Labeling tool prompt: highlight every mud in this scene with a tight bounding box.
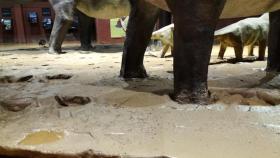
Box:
[46,74,73,80]
[0,75,33,83]
[55,96,91,106]
[0,98,32,112]
[0,44,280,158]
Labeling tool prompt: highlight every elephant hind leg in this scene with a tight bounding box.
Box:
[267,10,280,72]
[48,0,76,54]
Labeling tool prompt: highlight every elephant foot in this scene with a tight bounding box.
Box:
[48,48,66,55]
[170,89,210,105]
[217,56,224,60]
[79,45,96,51]
[120,67,148,78]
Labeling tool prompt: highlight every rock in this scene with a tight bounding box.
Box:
[55,96,91,106]
[0,98,32,112]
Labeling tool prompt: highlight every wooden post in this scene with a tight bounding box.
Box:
[14,4,27,43]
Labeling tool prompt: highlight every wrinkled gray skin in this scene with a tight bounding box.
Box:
[2,0,280,104]
[215,14,269,61]
[142,1,280,104]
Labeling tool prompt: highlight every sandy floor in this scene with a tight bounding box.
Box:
[0,44,280,158]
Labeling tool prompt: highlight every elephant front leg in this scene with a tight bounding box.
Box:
[166,0,225,104]
[267,10,280,72]
[120,0,160,78]
[48,0,76,54]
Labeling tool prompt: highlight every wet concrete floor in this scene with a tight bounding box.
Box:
[0,44,280,158]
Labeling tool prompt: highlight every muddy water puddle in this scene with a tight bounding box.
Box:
[19,130,64,145]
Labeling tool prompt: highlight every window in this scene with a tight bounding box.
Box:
[1,8,12,17]
[42,8,51,16]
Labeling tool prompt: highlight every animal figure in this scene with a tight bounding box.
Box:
[2,0,280,104]
[215,13,269,61]
[151,24,174,58]
[148,12,269,60]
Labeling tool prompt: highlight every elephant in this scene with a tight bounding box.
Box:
[121,0,280,104]
[2,0,280,104]
[47,0,131,53]
[120,0,280,104]
[215,13,269,61]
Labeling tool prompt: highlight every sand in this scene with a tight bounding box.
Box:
[0,43,280,158]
